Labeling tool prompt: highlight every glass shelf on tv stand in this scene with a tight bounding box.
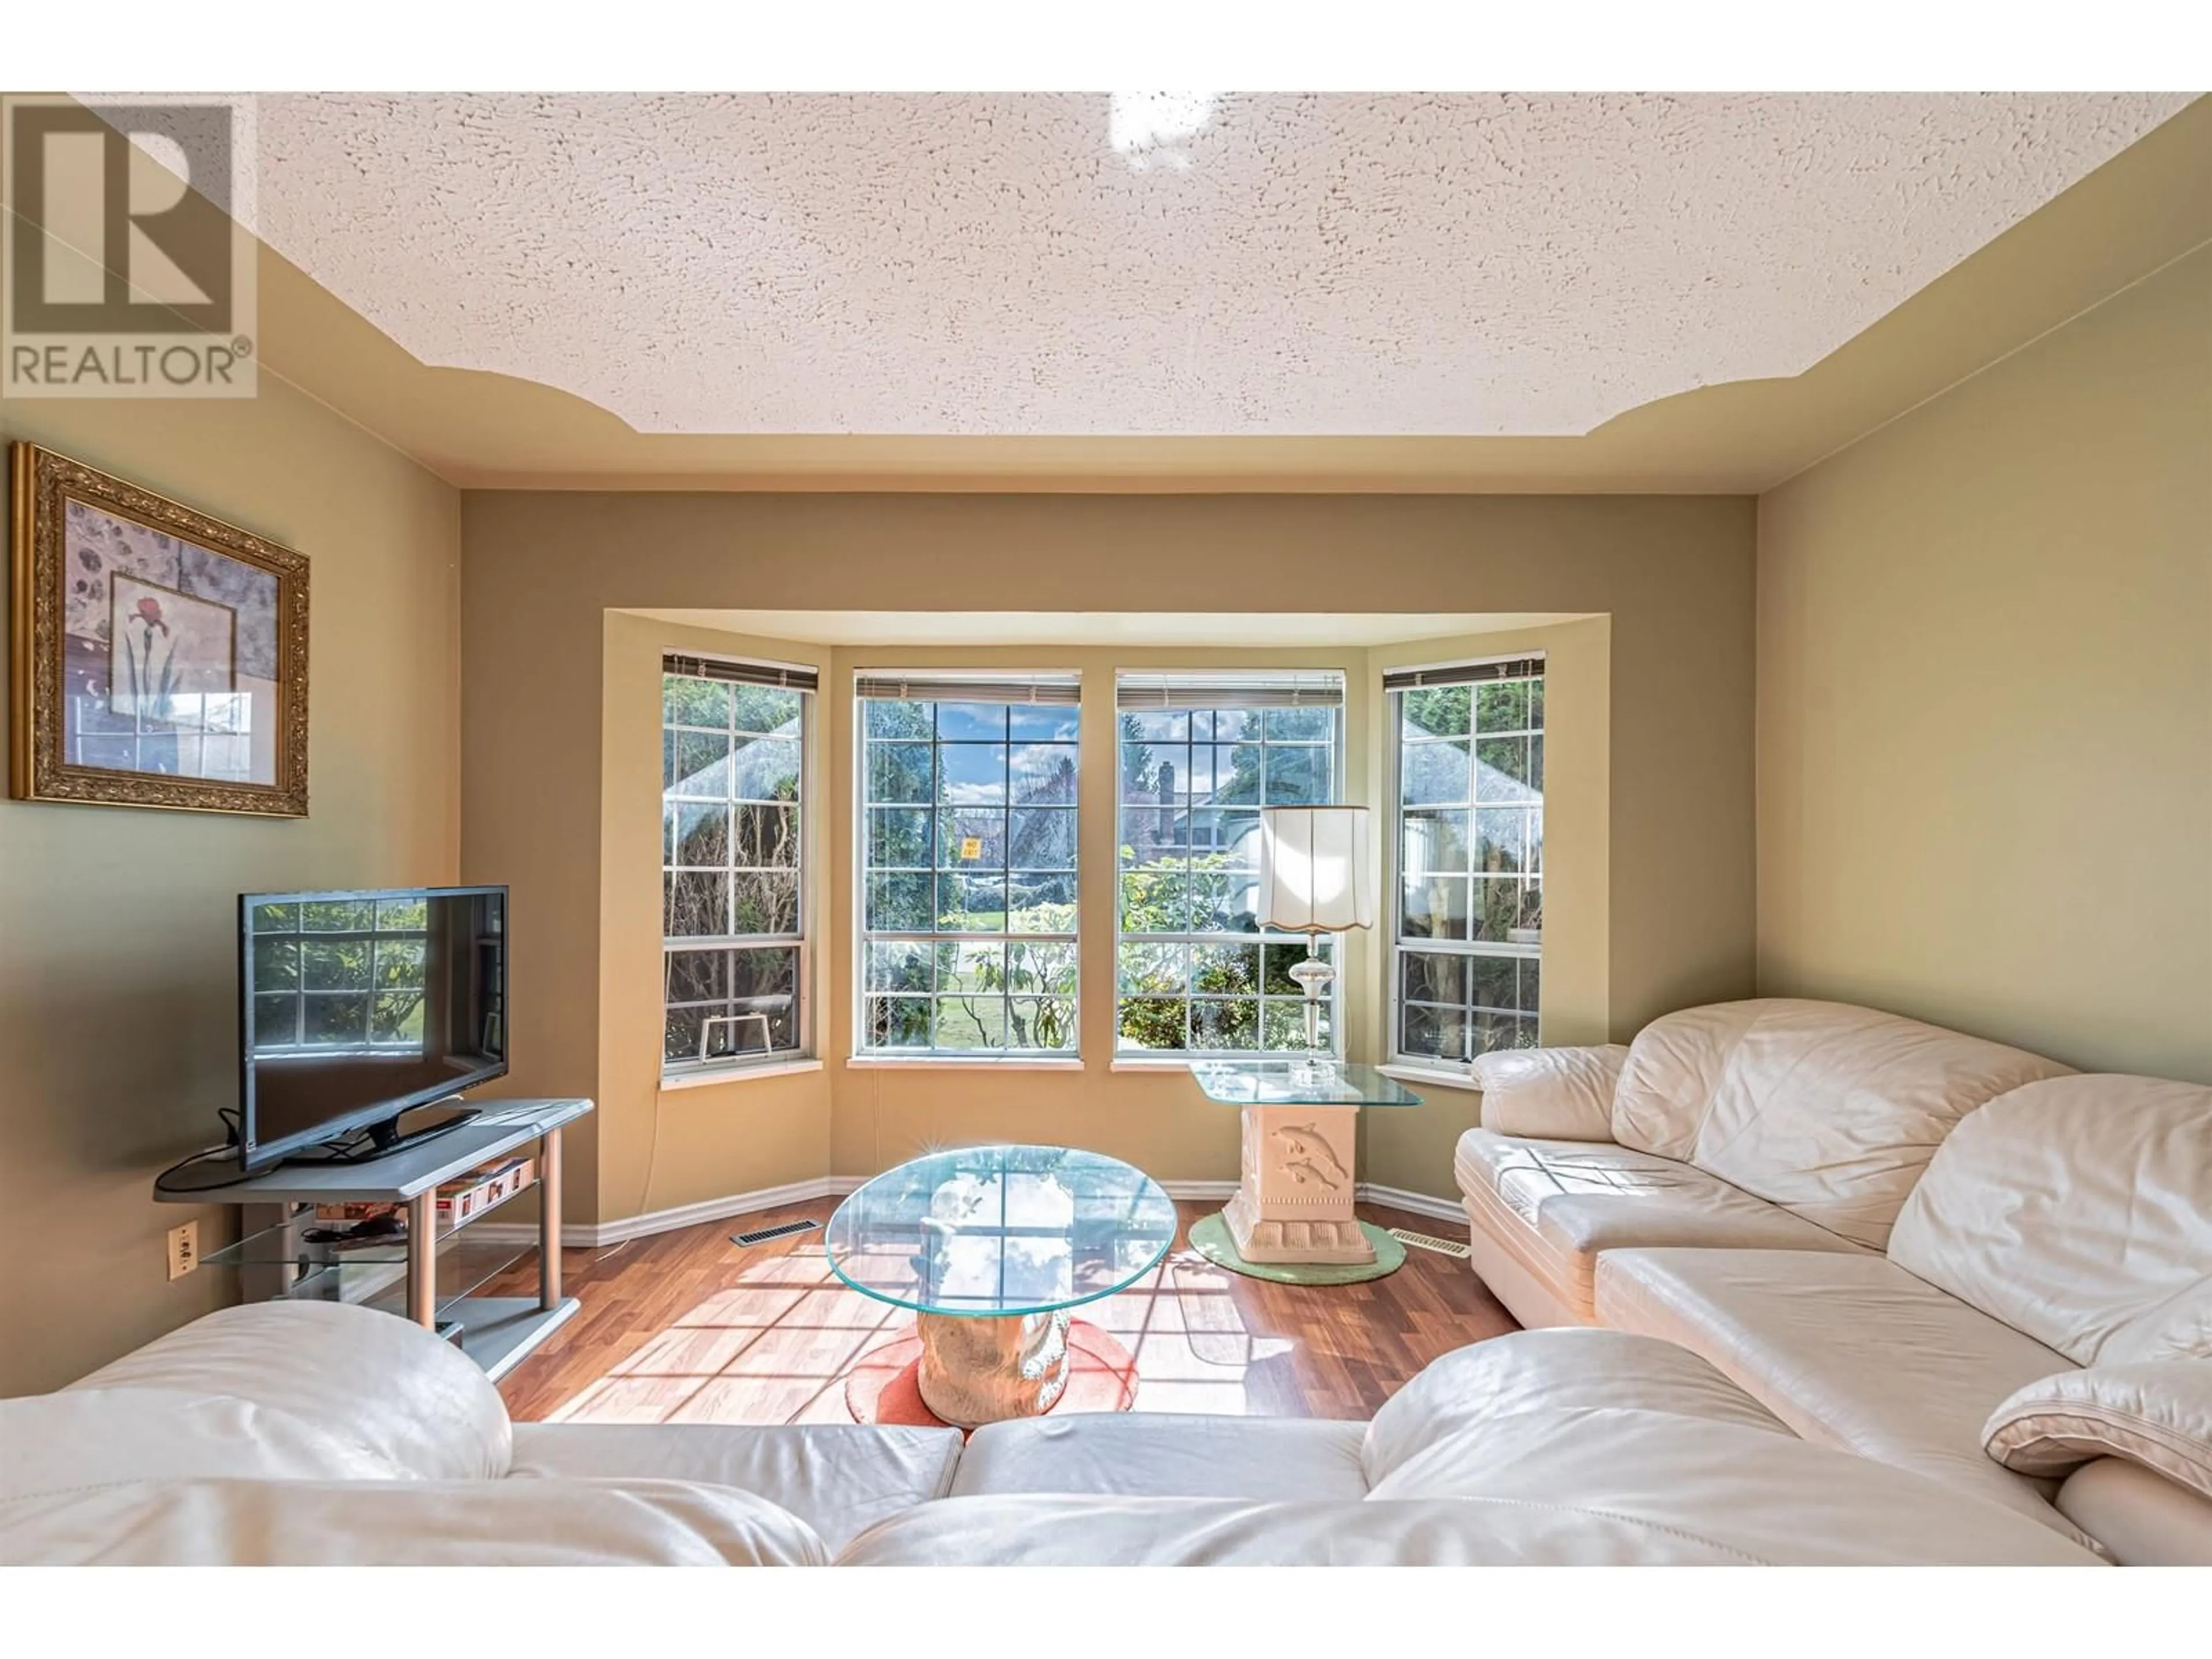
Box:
[206,1177,539,1316]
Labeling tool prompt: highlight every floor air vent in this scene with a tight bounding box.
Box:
[732,1219,820,1247]
[1387,1228,1471,1260]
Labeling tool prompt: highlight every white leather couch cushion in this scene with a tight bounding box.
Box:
[1611,999,2070,1249]
[1594,1246,2088,1544]
[1363,1327,1787,1486]
[1983,1362,2212,1501]
[952,1412,1366,1503]
[2055,1457,2212,1568]
[0,1476,828,1566]
[841,1495,1791,1565]
[840,1461,2103,1567]
[842,1493,2084,1566]
[0,1387,407,1499]
[1888,1075,2212,1366]
[1455,1130,1863,1320]
[1470,1043,1630,1141]
[68,1301,510,1481]
[509,1421,961,1551]
[1369,1406,2099,1566]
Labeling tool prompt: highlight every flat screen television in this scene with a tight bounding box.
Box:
[237,885,507,1171]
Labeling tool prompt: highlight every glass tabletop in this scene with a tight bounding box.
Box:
[1187,1059,1425,1107]
[825,1145,1177,1318]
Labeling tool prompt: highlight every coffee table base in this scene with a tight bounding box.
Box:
[910,1309,1070,1428]
[846,1319,1139,1428]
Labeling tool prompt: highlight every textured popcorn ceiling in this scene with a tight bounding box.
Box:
[249,93,2188,438]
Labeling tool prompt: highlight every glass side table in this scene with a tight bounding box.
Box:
[1188,1060,1423,1270]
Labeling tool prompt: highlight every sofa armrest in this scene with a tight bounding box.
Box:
[1471,1044,1629,1141]
[66,1301,512,1481]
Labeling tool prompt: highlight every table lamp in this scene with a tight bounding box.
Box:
[1259,805,1374,1084]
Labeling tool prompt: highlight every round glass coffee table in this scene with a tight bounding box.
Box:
[826,1145,1176,1429]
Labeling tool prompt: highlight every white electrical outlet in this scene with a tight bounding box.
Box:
[166,1221,199,1281]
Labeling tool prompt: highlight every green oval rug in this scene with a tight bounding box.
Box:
[1187,1212,1406,1285]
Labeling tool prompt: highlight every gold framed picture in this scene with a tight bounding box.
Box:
[9,442,309,816]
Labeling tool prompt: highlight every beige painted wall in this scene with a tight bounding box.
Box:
[1757,244,2212,1082]
[461,493,1756,1214]
[0,382,463,1394]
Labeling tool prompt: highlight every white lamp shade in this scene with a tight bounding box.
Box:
[1259,806,1375,933]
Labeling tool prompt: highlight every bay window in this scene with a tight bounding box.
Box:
[1388,657,1544,1067]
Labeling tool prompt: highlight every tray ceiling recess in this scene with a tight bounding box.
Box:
[243,92,2190,439]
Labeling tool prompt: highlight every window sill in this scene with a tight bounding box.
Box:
[844,1056,1086,1072]
[660,1058,824,1093]
[1378,1063,1482,1093]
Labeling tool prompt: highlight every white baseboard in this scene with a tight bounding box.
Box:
[466,1222,601,1247]
[1355,1182,1467,1224]
[476,1174,1461,1250]
[471,1175,861,1249]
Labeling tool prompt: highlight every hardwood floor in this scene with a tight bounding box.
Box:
[494,1198,1517,1425]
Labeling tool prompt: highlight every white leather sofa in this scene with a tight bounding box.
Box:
[0,1300,960,1562]
[4,992,2202,1567]
[1457,997,2212,1565]
[0,1304,2107,1566]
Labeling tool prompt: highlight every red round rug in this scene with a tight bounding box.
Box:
[845,1320,1139,1429]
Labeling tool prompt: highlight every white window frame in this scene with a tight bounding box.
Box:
[1385,653,1545,1075]
[661,654,815,1080]
[853,672,1083,1062]
[1113,672,1347,1058]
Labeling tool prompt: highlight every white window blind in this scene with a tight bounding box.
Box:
[1116,670,1344,710]
[1381,656,1542,692]
[855,673,1079,706]
[667,654,819,692]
